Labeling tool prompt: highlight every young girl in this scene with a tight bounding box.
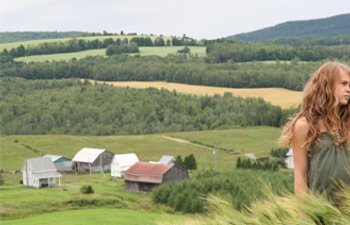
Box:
[279,61,350,204]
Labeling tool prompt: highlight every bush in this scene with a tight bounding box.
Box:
[80,185,94,194]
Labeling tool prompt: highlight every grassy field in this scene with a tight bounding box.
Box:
[0,208,186,225]
[15,46,207,62]
[0,127,282,172]
[96,80,302,109]
[0,127,285,224]
[0,35,179,52]
[0,173,187,224]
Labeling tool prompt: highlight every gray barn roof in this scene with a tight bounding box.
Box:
[22,157,61,178]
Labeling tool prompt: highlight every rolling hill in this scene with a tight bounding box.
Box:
[229,13,350,42]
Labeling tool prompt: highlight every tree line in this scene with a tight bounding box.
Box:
[206,41,350,63]
[0,77,290,136]
[1,35,200,58]
[1,54,326,91]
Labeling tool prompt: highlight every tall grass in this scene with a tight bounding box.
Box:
[158,183,350,225]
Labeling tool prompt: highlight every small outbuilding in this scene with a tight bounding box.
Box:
[124,161,189,193]
[285,148,294,169]
[43,154,72,172]
[21,157,62,188]
[72,147,114,173]
[158,155,175,164]
[111,153,139,178]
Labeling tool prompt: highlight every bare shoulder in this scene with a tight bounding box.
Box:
[293,117,310,136]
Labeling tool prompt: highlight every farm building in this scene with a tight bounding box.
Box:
[21,157,62,188]
[43,154,72,172]
[124,161,189,193]
[158,155,175,164]
[111,153,139,178]
[285,148,294,169]
[72,148,114,173]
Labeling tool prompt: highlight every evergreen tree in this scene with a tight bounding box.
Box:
[174,155,186,168]
[184,154,197,171]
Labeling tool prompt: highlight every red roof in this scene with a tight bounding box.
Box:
[124,162,174,183]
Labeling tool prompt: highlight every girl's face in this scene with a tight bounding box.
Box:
[334,70,350,106]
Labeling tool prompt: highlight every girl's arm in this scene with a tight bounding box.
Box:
[292,117,310,196]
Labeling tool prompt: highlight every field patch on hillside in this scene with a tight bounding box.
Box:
[98,80,302,109]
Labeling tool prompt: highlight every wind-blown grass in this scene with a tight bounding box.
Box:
[158,182,350,225]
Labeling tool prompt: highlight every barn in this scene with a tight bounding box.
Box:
[124,161,189,193]
[21,157,62,188]
[158,155,175,164]
[111,153,139,178]
[72,148,114,173]
[43,154,72,172]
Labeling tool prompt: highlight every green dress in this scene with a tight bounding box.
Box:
[308,132,350,202]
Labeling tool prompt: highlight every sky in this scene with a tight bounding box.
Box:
[0,0,349,40]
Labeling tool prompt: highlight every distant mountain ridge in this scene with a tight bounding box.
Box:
[229,13,350,42]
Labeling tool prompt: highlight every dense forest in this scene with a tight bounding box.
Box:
[0,77,288,135]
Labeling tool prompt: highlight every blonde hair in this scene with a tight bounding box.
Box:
[279,61,350,150]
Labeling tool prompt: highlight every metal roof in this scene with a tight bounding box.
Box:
[22,157,62,177]
[72,147,106,163]
[43,154,71,163]
[124,162,174,184]
[112,153,139,167]
[158,155,175,164]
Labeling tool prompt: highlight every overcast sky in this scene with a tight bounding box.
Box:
[0,0,348,40]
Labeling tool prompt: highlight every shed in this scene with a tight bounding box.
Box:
[43,154,72,172]
[72,147,114,173]
[111,153,139,178]
[158,155,175,164]
[21,157,62,188]
[285,148,294,169]
[124,161,189,193]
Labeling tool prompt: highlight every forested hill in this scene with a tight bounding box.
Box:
[229,13,350,42]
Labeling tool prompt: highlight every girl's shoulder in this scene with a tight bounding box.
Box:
[294,116,310,132]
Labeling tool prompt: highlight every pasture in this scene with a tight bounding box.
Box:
[0,173,186,224]
[0,127,284,224]
[15,46,207,62]
[96,80,302,109]
[0,127,282,172]
[0,35,178,52]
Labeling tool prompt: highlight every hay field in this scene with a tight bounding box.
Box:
[97,81,302,109]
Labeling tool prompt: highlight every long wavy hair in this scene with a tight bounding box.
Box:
[279,61,350,150]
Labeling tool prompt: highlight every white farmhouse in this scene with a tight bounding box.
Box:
[21,157,62,188]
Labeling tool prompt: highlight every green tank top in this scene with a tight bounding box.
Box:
[308,132,350,202]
